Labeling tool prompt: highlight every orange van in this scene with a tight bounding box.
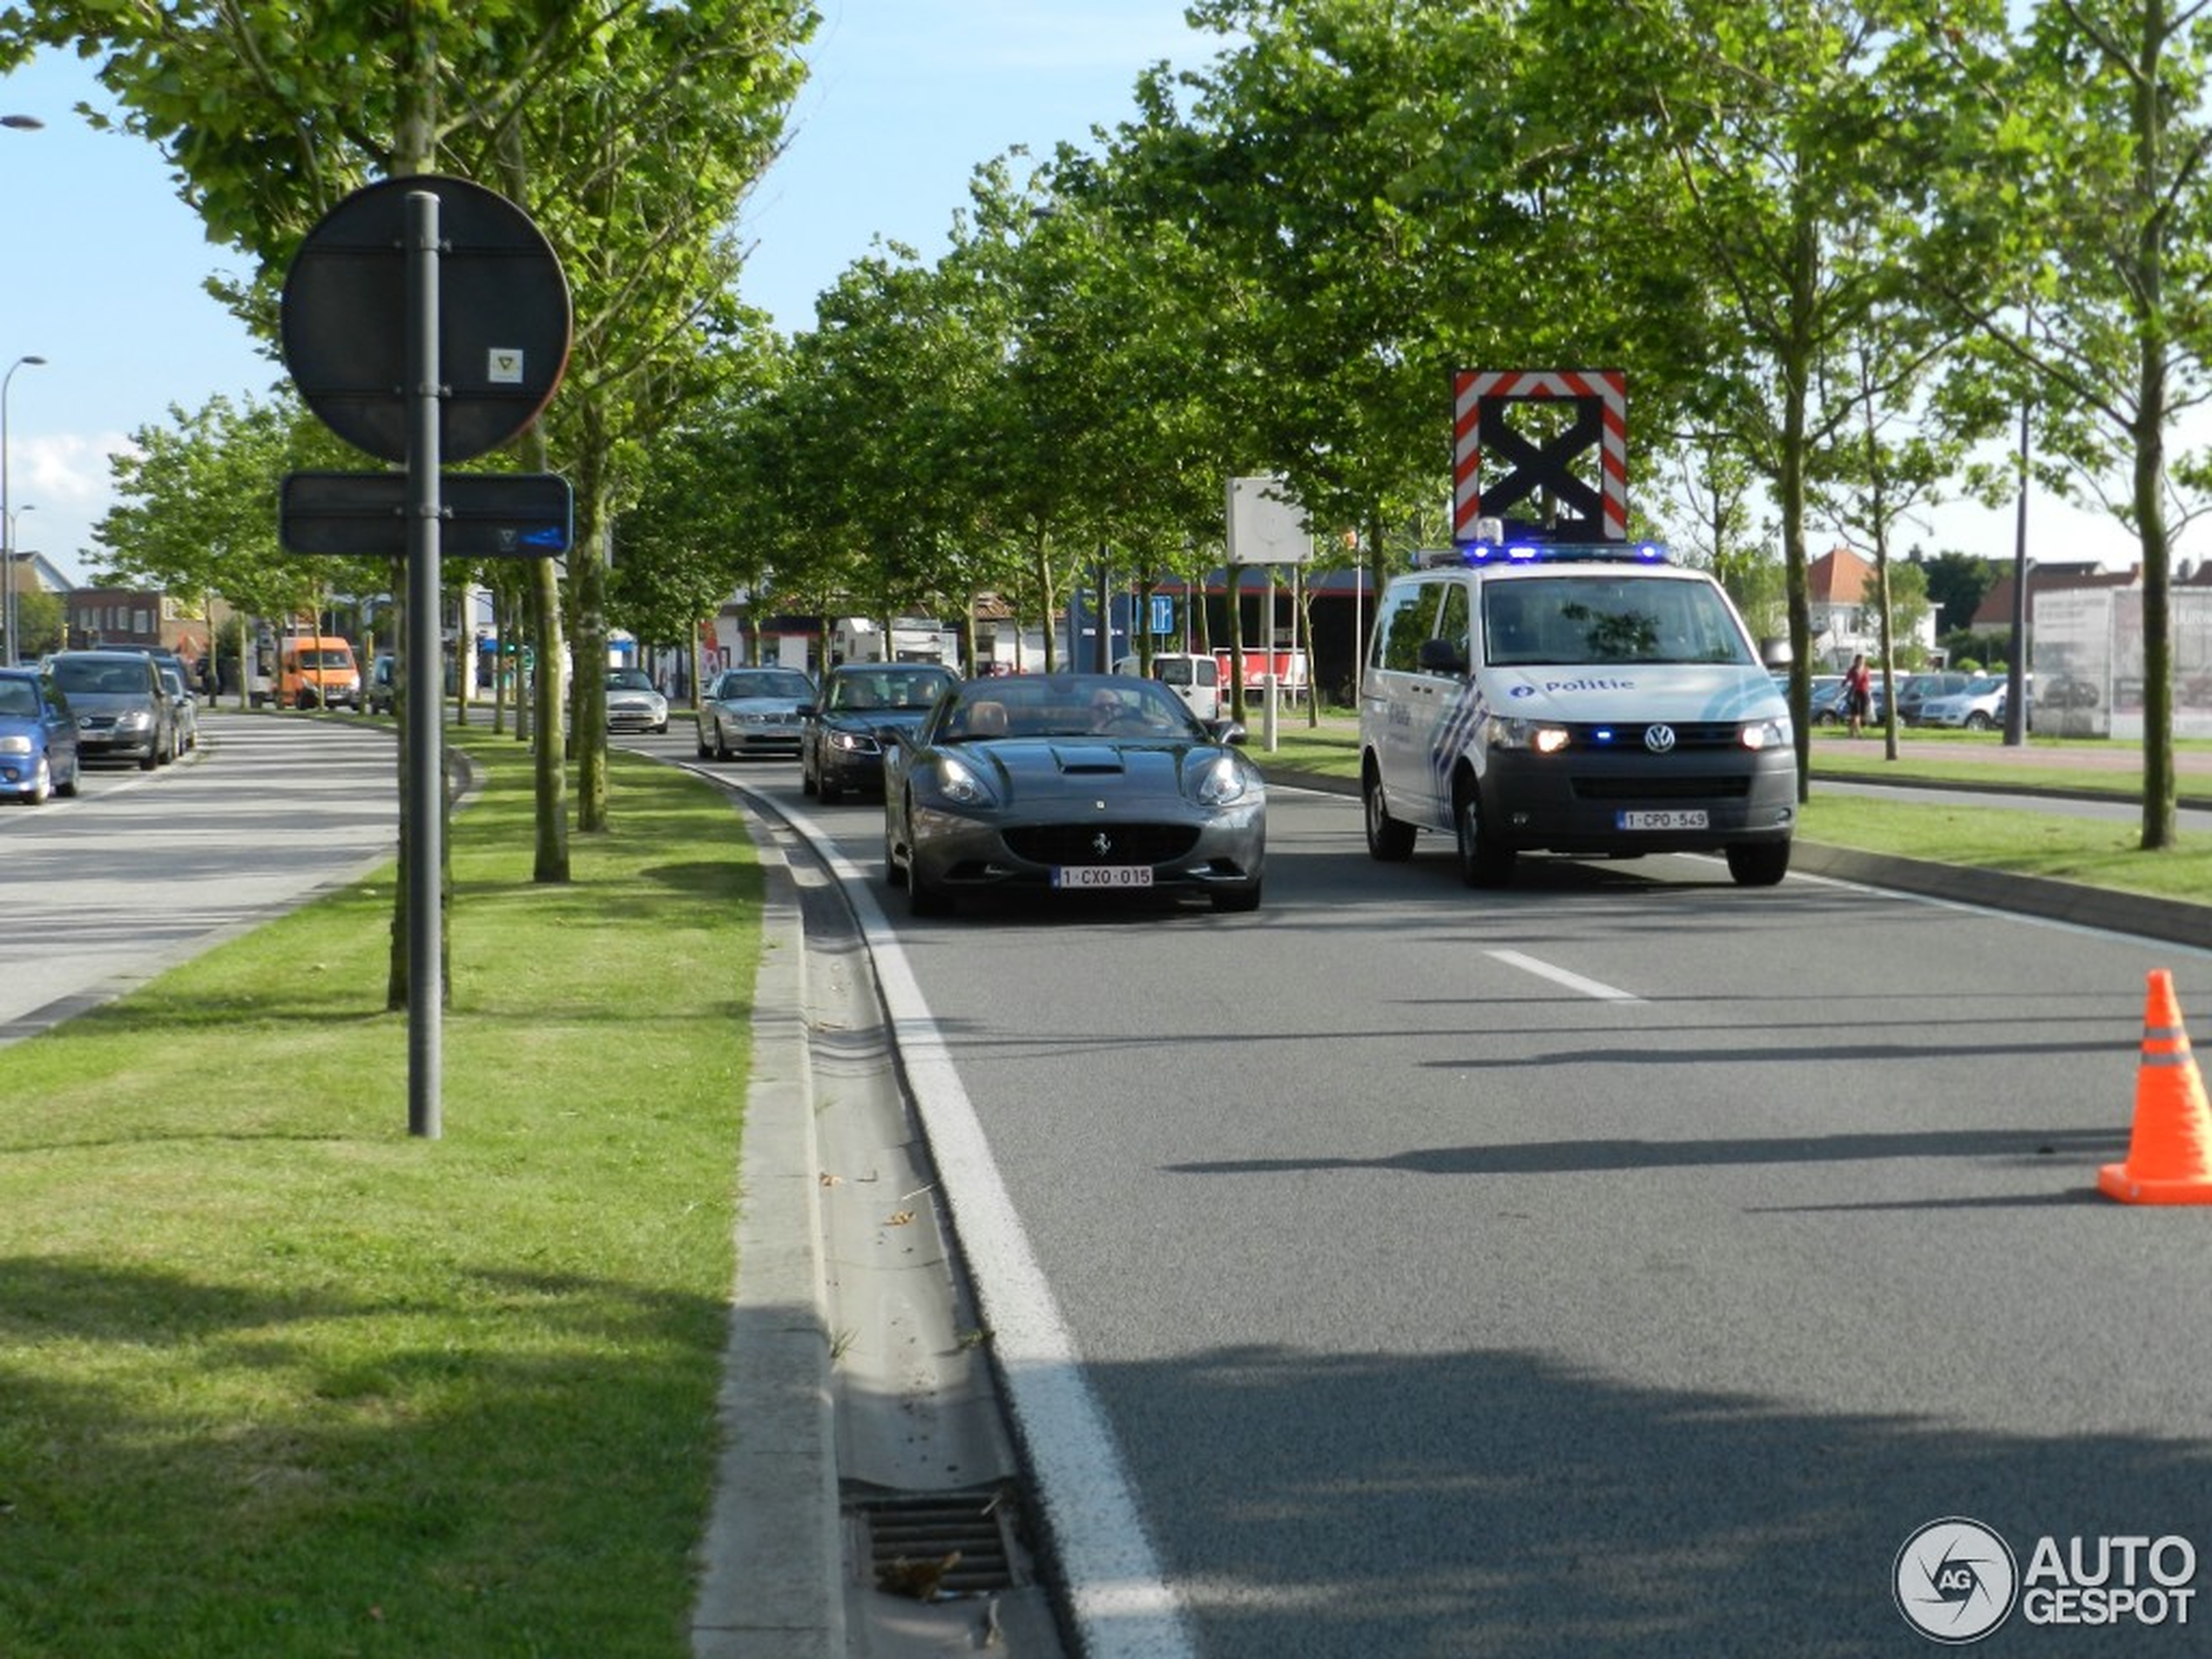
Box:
[279,636,361,709]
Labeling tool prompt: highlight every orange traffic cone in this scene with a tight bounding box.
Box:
[2099,969,2212,1205]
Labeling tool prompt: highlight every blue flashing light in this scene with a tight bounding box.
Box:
[1426,539,1676,569]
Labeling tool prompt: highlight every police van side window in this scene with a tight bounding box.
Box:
[1433,583,1471,675]
[1374,582,1440,673]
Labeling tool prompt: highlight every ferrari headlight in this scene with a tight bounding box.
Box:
[1486,716,1570,755]
[1190,753,1249,806]
[1739,718,1791,751]
[931,754,996,807]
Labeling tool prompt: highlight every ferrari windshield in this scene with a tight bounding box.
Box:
[934,674,1206,742]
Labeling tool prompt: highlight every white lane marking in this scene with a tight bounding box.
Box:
[1487,948,1645,1004]
[809,823,1199,1659]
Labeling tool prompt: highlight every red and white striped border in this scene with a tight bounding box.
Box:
[1452,368,1627,543]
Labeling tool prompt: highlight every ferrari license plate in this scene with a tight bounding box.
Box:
[1616,809,1709,831]
[1052,865,1154,890]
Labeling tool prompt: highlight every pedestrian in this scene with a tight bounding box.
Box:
[1844,652,1872,738]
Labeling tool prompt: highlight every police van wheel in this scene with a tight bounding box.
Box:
[1363,768,1415,861]
[1453,783,1515,888]
[1725,840,1791,887]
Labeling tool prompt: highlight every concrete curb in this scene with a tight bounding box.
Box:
[691,818,842,1659]
[1786,841,2212,950]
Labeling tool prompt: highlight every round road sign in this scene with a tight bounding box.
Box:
[281,173,571,464]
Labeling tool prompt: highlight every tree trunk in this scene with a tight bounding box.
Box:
[530,552,570,882]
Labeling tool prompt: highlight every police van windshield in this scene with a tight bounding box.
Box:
[1483,577,1754,669]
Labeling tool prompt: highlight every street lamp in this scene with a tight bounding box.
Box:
[3,354,48,666]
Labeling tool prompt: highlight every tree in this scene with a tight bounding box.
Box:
[1902,0,2212,849]
[1917,549,2000,641]
[1523,0,1989,799]
[3,0,815,854]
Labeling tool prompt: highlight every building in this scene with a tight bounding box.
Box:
[1807,545,1941,669]
[64,587,232,670]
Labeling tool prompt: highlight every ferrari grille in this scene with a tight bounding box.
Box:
[1003,823,1200,866]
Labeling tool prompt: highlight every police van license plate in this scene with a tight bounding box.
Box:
[1052,865,1153,889]
[1616,809,1709,831]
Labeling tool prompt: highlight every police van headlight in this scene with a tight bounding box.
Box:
[1738,718,1791,752]
[1486,716,1571,755]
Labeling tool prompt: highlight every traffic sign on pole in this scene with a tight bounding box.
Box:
[280,174,573,1142]
[280,470,573,557]
[281,174,570,465]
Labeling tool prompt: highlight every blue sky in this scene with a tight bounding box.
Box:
[0,2,2146,591]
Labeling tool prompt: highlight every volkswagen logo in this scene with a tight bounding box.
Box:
[1643,724,1677,754]
[1091,831,1114,857]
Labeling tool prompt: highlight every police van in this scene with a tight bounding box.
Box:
[1358,536,1796,887]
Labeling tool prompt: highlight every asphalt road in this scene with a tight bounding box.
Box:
[23,718,2209,1655]
[0,711,397,1043]
[682,740,2212,1659]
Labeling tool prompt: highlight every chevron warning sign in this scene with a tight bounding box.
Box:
[1452,368,1627,544]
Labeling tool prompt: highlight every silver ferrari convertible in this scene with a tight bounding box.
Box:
[881,672,1265,916]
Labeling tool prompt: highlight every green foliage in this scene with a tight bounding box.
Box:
[1919,550,2000,635]
[90,391,366,621]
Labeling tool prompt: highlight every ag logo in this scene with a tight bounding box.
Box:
[1894,1517,2020,1643]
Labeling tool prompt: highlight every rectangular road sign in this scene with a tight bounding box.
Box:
[280,469,573,557]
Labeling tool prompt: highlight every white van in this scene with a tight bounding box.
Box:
[1358,541,1796,887]
[1115,651,1223,720]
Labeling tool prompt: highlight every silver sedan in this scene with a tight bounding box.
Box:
[695,666,815,760]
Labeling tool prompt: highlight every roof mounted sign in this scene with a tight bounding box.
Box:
[1451,368,1627,544]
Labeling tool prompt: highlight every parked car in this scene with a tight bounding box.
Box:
[1895,671,1980,726]
[881,671,1265,916]
[800,663,961,803]
[1804,675,1845,725]
[157,664,199,752]
[696,666,814,760]
[605,666,669,734]
[1918,678,2010,730]
[0,665,81,804]
[47,649,175,770]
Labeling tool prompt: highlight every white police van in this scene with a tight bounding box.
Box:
[1358,536,1796,887]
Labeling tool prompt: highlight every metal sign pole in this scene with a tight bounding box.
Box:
[406,188,444,1139]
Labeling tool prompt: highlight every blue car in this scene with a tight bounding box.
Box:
[0,665,83,805]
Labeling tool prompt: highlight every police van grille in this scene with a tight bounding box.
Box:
[1573,772,1752,801]
[1564,721,1743,750]
[1004,823,1200,865]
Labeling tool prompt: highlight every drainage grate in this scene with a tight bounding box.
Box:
[860,1488,1022,1597]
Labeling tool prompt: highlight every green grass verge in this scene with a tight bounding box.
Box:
[1251,722,2212,905]
[0,738,760,1659]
